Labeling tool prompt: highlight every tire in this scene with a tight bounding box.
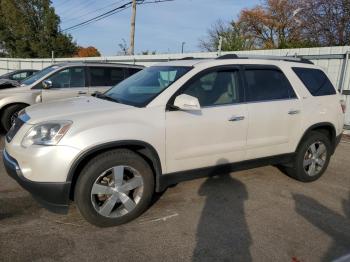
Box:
[75,149,154,227]
[285,131,331,182]
[1,104,27,132]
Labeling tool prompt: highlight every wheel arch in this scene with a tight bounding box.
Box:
[0,102,30,130]
[0,102,30,115]
[67,140,163,200]
[297,122,337,154]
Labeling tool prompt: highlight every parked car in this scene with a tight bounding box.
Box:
[3,55,344,227]
[0,69,38,81]
[0,69,39,89]
[0,62,143,131]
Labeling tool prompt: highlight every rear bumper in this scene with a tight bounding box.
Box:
[3,150,70,214]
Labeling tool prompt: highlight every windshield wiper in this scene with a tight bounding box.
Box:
[93,92,121,103]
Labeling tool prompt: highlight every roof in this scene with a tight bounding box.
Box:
[53,61,144,68]
[153,55,316,68]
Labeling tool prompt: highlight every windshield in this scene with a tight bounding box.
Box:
[21,65,59,86]
[104,66,192,107]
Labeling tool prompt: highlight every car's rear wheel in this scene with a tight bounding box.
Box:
[285,131,331,182]
[75,149,154,227]
[1,104,27,132]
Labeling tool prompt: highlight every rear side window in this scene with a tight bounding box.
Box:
[89,67,124,87]
[244,68,296,102]
[293,67,336,96]
[126,67,142,77]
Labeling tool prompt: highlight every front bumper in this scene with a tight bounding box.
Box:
[333,134,342,154]
[3,150,70,214]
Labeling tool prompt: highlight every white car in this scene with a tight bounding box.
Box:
[3,55,345,227]
[0,62,143,131]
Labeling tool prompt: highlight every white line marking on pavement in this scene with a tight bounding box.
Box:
[140,213,179,224]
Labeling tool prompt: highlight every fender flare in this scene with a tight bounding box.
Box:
[66,140,163,197]
[296,122,337,153]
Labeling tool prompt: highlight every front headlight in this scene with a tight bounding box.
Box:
[21,121,72,147]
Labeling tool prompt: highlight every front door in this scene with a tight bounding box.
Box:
[165,67,248,173]
[41,67,87,102]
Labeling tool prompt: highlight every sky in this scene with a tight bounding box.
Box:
[52,0,261,56]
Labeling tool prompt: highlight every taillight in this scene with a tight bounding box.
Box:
[340,100,346,113]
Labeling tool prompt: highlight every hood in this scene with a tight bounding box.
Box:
[25,96,134,124]
[0,84,32,94]
[0,79,20,89]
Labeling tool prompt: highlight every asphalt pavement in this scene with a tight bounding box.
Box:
[0,137,349,262]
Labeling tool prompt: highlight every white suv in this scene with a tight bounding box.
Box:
[3,55,344,227]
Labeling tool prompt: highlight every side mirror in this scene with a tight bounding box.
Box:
[173,94,201,111]
[42,80,52,89]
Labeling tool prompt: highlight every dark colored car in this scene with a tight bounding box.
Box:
[0,69,38,81]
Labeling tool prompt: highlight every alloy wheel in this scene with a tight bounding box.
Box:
[303,141,327,177]
[90,165,144,218]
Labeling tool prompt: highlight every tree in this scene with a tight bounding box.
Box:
[0,0,77,58]
[75,46,101,57]
[238,0,306,49]
[199,20,251,52]
[295,0,350,46]
[117,39,129,55]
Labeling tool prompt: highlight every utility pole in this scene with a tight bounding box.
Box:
[51,51,55,64]
[129,0,137,55]
[181,42,186,54]
[217,36,223,57]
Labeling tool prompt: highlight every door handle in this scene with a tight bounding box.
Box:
[288,110,300,115]
[229,116,245,122]
[78,91,87,95]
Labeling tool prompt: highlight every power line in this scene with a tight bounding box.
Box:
[55,0,72,9]
[57,0,97,19]
[62,2,133,32]
[64,6,131,32]
[61,0,175,33]
[62,0,127,25]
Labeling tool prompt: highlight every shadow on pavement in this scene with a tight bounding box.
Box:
[293,193,350,262]
[0,195,40,221]
[193,159,252,262]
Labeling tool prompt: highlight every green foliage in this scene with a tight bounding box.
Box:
[199,21,251,52]
[0,0,77,58]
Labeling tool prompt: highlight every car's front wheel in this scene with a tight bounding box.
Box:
[285,131,331,182]
[75,149,154,227]
[1,104,27,132]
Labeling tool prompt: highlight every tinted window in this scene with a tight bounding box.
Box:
[293,67,336,96]
[48,67,85,88]
[89,67,125,87]
[182,70,242,107]
[126,67,142,77]
[23,66,58,86]
[11,72,27,81]
[105,66,191,107]
[109,68,124,85]
[244,69,296,102]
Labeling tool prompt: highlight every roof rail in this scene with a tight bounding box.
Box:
[216,54,239,59]
[216,54,314,65]
[177,57,206,61]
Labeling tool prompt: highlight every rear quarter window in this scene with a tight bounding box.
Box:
[292,67,336,96]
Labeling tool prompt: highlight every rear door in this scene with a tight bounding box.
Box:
[87,67,125,94]
[41,67,87,102]
[243,66,301,159]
